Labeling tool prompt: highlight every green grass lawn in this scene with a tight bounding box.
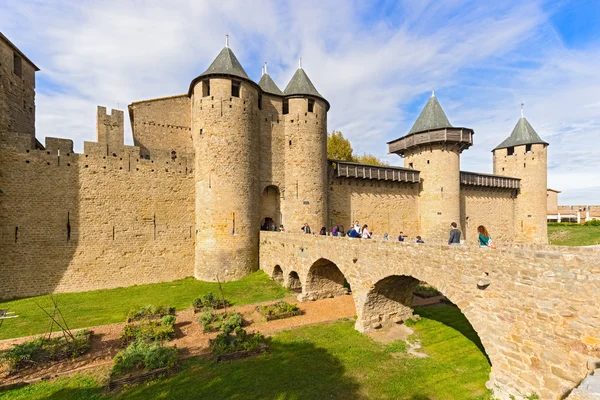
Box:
[0,304,492,400]
[548,224,600,246]
[0,271,289,340]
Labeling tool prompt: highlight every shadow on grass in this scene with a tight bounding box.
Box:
[414,303,490,365]
[119,339,362,400]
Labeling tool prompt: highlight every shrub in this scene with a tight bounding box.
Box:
[257,301,301,320]
[192,293,231,312]
[584,220,600,226]
[111,340,178,378]
[209,327,267,356]
[413,284,441,298]
[121,318,176,346]
[126,304,175,322]
[199,309,243,333]
[0,329,92,373]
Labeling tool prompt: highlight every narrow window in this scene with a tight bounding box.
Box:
[258,94,262,110]
[202,80,210,97]
[409,162,414,169]
[308,98,315,113]
[507,146,514,156]
[13,53,22,77]
[282,99,289,115]
[427,160,430,164]
[231,80,240,97]
[525,144,532,153]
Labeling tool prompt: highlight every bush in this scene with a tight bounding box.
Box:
[192,293,231,312]
[121,317,176,346]
[413,284,441,298]
[199,310,243,333]
[584,220,600,226]
[126,304,175,322]
[111,340,178,378]
[257,301,301,320]
[0,329,92,373]
[209,327,267,356]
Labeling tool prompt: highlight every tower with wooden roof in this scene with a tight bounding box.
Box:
[388,91,474,239]
[493,105,549,243]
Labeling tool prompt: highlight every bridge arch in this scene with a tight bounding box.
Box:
[301,257,349,301]
[287,271,302,293]
[272,265,284,285]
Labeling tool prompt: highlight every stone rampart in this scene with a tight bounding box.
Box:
[259,231,600,399]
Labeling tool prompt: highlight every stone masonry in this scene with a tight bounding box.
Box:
[259,231,600,400]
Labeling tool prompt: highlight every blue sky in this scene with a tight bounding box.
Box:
[1,0,599,203]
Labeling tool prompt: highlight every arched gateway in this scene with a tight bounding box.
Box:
[259,231,600,400]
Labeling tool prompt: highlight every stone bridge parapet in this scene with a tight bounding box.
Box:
[259,231,600,400]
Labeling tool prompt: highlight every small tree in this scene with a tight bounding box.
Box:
[327,130,354,161]
[354,152,389,166]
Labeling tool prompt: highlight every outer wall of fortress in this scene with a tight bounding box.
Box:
[0,37,548,299]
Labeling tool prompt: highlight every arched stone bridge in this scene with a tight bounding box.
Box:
[259,232,600,400]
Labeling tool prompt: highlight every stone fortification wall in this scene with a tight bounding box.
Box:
[328,176,420,237]
[282,97,328,232]
[129,95,192,156]
[460,187,516,243]
[0,37,36,135]
[258,95,285,189]
[0,129,195,299]
[259,232,600,399]
[191,78,260,282]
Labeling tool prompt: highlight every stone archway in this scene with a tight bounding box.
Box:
[260,185,281,231]
[287,271,302,293]
[355,275,420,332]
[301,258,349,301]
[272,265,284,285]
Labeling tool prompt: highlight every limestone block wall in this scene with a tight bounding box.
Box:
[259,232,600,399]
[403,143,461,240]
[460,187,516,243]
[0,132,195,299]
[258,95,285,189]
[191,78,260,282]
[129,95,192,156]
[494,144,548,244]
[328,175,420,237]
[282,97,328,232]
[0,37,36,135]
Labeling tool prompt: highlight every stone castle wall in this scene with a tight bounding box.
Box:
[129,95,192,156]
[328,176,420,237]
[0,126,195,299]
[0,37,36,136]
[460,187,517,243]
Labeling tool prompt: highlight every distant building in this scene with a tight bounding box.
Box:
[547,189,600,223]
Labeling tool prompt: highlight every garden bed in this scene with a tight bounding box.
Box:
[256,301,303,321]
[0,330,93,374]
[215,343,270,362]
[121,315,176,346]
[199,310,244,333]
[192,293,231,313]
[108,365,179,391]
[126,305,175,323]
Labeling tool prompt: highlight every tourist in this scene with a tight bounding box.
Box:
[361,224,371,239]
[319,227,327,235]
[338,225,346,237]
[347,227,360,238]
[398,231,405,242]
[301,223,311,234]
[279,224,285,232]
[416,236,424,244]
[332,225,339,236]
[353,220,361,235]
[477,225,496,249]
[383,233,389,241]
[448,222,461,246]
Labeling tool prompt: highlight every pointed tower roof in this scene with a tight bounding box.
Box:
[284,68,323,98]
[494,108,548,150]
[199,46,250,80]
[408,91,453,134]
[258,63,283,96]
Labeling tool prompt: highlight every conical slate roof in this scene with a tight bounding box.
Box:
[494,116,548,150]
[408,94,453,134]
[258,73,283,96]
[284,68,323,98]
[200,47,250,80]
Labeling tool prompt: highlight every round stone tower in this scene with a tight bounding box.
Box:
[388,92,473,240]
[493,106,548,244]
[189,42,260,281]
[281,61,330,232]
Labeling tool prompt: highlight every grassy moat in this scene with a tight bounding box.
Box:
[548,223,600,246]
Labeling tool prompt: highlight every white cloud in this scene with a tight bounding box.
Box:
[1,0,598,203]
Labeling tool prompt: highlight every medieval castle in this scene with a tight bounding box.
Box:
[0,34,548,299]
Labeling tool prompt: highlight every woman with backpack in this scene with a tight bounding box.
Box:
[477,225,496,249]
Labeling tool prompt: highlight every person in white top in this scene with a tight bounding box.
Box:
[353,220,361,235]
[361,224,371,239]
